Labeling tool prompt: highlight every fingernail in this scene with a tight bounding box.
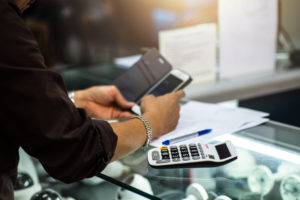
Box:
[128,102,135,106]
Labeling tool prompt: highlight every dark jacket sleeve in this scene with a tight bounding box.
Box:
[0,0,118,183]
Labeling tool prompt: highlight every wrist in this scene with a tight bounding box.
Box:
[73,90,85,107]
[133,115,152,147]
[142,112,161,139]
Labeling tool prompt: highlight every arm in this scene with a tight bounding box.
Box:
[110,91,185,161]
[73,86,135,120]
[72,85,185,161]
[0,1,116,182]
[0,0,183,182]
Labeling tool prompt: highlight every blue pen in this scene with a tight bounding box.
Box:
[162,129,212,145]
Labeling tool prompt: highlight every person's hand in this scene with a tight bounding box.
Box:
[140,90,185,138]
[14,0,35,13]
[109,90,185,161]
[73,86,135,120]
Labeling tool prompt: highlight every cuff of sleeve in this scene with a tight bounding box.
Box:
[92,119,118,169]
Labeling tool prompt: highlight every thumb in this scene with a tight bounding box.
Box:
[174,90,185,100]
[113,88,135,109]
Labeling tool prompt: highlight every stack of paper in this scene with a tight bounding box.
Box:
[159,23,217,85]
[218,0,277,79]
[151,101,269,147]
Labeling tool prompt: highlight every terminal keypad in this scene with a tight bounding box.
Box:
[160,147,170,160]
[148,141,237,167]
[170,146,181,162]
[179,145,190,161]
[157,143,213,162]
[189,144,200,160]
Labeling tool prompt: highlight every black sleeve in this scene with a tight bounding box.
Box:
[0,0,118,183]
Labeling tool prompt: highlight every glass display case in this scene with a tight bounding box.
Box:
[23,121,300,200]
[102,121,300,200]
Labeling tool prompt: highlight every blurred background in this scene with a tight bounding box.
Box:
[22,0,217,69]
[22,0,300,127]
[23,0,299,70]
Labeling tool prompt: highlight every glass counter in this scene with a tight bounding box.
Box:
[94,121,300,200]
[29,121,300,200]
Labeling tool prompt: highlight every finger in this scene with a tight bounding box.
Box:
[117,111,136,119]
[175,103,180,113]
[174,90,185,100]
[112,108,136,119]
[141,94,155,103]
[144,94,155,100]
[172,113,180,129]
[113,87,135,109]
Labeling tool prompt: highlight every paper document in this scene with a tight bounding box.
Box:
[159,23,217,85]
[218,0,277,79]
[151,101,269,147]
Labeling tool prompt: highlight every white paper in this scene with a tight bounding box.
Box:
[219,0,277,79]
[159,24,217,85]
[151,101,269,147]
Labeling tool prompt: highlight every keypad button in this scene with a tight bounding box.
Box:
[189,144,200,158]
[172,154,180,159]
[153,143,214,165]
[180,145,190,159]
[170,146,180,159]
[192,156,200,160]
[152,151,159,160]
[157,159,170,164]
[161,148,170,160]
[182,153,189,157]
[170,146,179,151]
[172,158,181,162]
[198,144,204,151]
[182,157,190,161]
[181,151,188,154]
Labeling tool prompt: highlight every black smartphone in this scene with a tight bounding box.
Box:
[131,69,192,114]
[113,48,172,102]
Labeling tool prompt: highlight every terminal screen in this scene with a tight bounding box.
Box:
[215,144,231,159]
[150,74,182,97]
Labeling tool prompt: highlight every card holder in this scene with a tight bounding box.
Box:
[113,48,172,102]
[114,63,151,102]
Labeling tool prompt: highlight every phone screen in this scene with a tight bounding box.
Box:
[149,74,183,97]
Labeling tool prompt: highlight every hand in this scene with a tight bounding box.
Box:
[140,90,185,138]
[73,86,135,120]
[14,0,34,13]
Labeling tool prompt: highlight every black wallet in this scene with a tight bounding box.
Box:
[113,48,173,102]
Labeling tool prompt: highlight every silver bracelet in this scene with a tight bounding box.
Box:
[67,91,75,103]
[134,115,152,147]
